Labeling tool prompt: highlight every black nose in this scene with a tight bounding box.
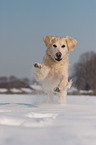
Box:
[56,52,62,58]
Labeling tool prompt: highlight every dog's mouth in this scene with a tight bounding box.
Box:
[55,57,62,62]
[55,52,63,62]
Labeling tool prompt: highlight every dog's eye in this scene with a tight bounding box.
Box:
[53,44,57,48]
[61,45,65,48]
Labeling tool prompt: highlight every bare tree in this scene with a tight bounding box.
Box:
[72,51,96,94]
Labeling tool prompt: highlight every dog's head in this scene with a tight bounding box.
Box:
[43,36,77,62]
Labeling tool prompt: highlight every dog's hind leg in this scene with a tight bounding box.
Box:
[58,80,72,104]
[59,90,67,104]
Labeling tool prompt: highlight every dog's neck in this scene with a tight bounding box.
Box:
[43,50,69,68]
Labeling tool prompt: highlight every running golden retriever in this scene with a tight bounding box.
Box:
[34,36,77,103]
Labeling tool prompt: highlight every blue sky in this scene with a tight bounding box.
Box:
[0,0,96,78]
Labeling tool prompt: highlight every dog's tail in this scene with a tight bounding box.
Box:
[65,79,72,90]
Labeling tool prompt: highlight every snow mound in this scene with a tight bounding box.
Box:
[30,84,42,91]
[21,88,32,93]
[10,88,22,93]
[25,112,57,119]
[0,117,24,126]
[0,114,56,128]
[0,88,8,93]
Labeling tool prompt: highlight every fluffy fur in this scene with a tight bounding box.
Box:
[34,36,77,103]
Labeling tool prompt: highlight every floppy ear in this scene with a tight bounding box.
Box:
[66,36,77,51]
[43,36,53,48]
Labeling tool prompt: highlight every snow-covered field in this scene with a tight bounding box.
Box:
[0,94,96,145]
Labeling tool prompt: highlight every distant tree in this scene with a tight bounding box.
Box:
[22,78,30,84]
[0,76,8,88]
[72,51,96,94]
[0,76,8,83]
[9,76,17,82]
[0,76,30,89]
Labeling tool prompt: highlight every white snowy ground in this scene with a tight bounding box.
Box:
[0,94,96,145]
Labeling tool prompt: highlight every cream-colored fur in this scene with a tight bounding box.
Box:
[34,36,77,103]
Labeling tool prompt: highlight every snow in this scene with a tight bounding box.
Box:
[25,112,57,119]
[0,94,96,145]
[10,88,22,93]
[30,84,42,91]
[21,88,33,93]
[79,90,93,94]
[0,88,8,93]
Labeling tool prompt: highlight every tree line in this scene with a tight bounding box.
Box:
[0,76,30,89]
[72,51,96,94]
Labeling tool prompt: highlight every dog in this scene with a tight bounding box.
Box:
[34,36,77,103]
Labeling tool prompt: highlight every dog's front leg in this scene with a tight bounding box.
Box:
[55,76,68,104]
[34,63,50,81]
[55,76,68,92]
[55,77,72,103]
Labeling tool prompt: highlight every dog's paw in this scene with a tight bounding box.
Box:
[34,63,42,69]
[54,87,61,93]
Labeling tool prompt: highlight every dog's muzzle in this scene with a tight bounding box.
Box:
[55,52,62,62]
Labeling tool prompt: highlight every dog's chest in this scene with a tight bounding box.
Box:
[41,68,60,92]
